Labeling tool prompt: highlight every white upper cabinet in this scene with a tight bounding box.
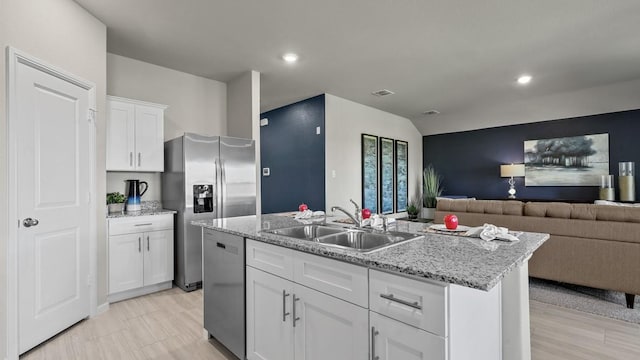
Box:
[106,96,167,172]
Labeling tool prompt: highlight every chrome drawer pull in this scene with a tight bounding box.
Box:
[282,290,290,322]
[380,293,422,310]
[292,295,301,327]
[134,223,153,226]
[371,326,380,360]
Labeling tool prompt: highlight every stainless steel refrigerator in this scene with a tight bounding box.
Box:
[162,133,256,291]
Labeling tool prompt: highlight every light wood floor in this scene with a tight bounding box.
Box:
[21,288,640,360]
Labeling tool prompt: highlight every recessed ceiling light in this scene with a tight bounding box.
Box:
[517,74,532,85]
[282,53,299,63]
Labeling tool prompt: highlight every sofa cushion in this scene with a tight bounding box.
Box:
[524,202,572,218]
[570,204,597,220]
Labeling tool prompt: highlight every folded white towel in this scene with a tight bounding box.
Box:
[294,210,313,219]
[464,223,519,242]
[294,210,325,220]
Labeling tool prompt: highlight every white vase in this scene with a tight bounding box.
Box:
[108,203,124,215]
[421,207,435,220]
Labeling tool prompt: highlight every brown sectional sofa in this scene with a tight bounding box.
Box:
[435,199,640,308]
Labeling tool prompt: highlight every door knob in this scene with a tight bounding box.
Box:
[23,218,39,227]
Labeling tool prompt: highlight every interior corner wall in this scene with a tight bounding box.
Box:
[226,71,254,139]
[324,94,423,215]
[1,0,107,357]
[260,95,326,213]
[106,53,228,202]
[107,53,227,140]
[423,109,640,201]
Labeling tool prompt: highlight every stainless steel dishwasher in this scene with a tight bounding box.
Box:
[203,228,245,360]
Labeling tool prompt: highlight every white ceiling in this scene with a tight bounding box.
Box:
[74,0,640,135]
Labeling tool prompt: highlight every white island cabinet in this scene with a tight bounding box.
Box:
[246,240,502,360]
[106,96,167,172]
[108,214,174,302]
[246,240,369,360]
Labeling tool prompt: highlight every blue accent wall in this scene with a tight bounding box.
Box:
[423,109,640,201]
[260,95,326,213]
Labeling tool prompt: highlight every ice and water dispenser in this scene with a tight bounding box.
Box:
[194,184,214,213]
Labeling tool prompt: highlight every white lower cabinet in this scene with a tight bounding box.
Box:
[246,240,368,360]
[246,266,294,360]
[108,214,174,302]
[370,311,445,360]
[246,240,502,360]
[293,284,368,360]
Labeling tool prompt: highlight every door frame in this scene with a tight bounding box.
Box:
[5,47,98,359]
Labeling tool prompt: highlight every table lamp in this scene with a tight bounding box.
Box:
[500,164,525,199]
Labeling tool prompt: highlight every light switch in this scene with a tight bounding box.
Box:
[262,167,270,176]
[316,126,321,135]
[332,170,336,178]
[260,118,269,126]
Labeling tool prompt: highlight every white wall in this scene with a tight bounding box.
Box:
[227,71,254,139]
[0,0,107,357]
[415,77,640,135]
[107,53,227,140]
[226,70,262,214]
[106,53,228,204]
[325,94,423,216]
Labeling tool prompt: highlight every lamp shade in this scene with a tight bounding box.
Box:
[500,164,525,177]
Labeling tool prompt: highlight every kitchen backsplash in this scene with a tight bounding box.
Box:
[107,171,162,201]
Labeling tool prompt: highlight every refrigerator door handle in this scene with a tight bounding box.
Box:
[220,160,226,219]
[214,158,219,217]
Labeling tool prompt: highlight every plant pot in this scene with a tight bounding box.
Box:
[108,203,124,215]
[408,213,418,220]
[421,207,435,220]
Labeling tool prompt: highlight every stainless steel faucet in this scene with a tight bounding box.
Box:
[331,199,362,227]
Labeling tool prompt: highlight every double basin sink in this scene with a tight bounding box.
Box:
[264,224,422,253]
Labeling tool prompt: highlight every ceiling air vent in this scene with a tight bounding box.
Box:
[422,109,440,115]
[371,89,395,97]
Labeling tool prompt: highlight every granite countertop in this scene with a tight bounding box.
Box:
[192,214,549,291]
[107,200,177,219]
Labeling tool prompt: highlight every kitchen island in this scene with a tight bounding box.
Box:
[194,214,548,360]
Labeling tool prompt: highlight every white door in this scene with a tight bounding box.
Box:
[15,59,91,354]
[134,104,164,171]
[108,233,144,294]
[246,267,294,360]
[143,229,174,286]
[106,99,135,171]
[293,285,369,360]
[370,312,447,360]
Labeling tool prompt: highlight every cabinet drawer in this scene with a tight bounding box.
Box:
[108,214,173,235]
[370,269,448,337]
[246,239,294,279]
[293,251,368,308]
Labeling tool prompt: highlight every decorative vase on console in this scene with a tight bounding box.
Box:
[619,162,635,201]
[599,175,615,201]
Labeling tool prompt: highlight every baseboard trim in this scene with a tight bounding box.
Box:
[107,282,173,303]
[95,302,110,316]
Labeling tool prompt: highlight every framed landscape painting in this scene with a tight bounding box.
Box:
[361,134,378,213]
[524,133,609,186]
[379,137,395,214]
[395,140,408,212]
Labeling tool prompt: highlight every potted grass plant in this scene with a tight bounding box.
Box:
[406,198,420,220]
[422,164,443,219]
[107,192,126,214]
